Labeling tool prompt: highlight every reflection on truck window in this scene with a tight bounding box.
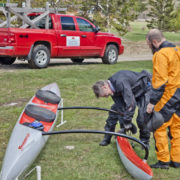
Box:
[60,17,75,31]
[76,18,94,32]
[29,15,53,29]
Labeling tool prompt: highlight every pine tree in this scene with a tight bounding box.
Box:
[6,0,144,35]
[170,2,180,31]
[75,0,138,35]
[146,0,175,31]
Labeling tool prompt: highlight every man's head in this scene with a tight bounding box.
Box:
[146,29,166,54]
[92,80,113,98]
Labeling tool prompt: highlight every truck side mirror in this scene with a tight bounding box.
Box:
[94,26,100,33]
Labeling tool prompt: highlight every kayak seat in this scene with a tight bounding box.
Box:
[36,89,61,104]
[25,104,56,122]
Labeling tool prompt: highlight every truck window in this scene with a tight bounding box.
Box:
[60,17,75,31]
[29,15,53,29]
[76,18,94,32]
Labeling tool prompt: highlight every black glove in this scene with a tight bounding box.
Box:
[123,122,137,134]
[144,112,152,124]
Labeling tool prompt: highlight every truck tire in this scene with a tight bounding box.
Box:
[71,58,84,63]
[29,45,50,69]
[0,57,16,65]
[102,44,118,64]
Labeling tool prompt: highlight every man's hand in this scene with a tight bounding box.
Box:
[123,123,137,134]
[146,103,154,114]
[124,123,132,130]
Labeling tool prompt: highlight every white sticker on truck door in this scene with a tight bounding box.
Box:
[66,36,80,46]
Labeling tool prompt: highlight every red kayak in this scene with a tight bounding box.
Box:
[0,83,61,180]
[116,136,153,180]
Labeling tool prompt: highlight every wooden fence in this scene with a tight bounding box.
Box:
[0,0,66,28]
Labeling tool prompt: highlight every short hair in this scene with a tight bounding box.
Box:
[146,29,165,42]
[92,80,108,98]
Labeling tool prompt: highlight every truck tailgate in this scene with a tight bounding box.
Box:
[0,28,9,47]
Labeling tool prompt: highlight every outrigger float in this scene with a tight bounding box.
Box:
[0,83,153,180]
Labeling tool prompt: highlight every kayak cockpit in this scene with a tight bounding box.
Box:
[34,89,61,104]
[24,104,56,122]
[19,89,61,132]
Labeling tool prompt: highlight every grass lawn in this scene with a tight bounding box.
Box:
[123,21,180,42]
[0,61,179,179]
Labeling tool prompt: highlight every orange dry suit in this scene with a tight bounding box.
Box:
[150,41,180,167]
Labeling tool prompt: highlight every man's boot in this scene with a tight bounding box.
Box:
[170,161,180,168]
[150,160,169,169]
[99,134,111,146]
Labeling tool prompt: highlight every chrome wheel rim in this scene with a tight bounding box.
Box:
[108,49,117,63]
[35,50,48,65]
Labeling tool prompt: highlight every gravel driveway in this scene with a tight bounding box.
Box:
[0,40,163,72]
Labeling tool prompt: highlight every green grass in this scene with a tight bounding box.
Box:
[0,61,179,180]
[123,21,180,42]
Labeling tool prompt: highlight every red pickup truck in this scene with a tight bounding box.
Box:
[0,13,124,68]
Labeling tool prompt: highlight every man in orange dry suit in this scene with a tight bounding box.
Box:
[146,29,180,169]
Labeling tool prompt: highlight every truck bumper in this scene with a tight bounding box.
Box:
[0,46,15,56]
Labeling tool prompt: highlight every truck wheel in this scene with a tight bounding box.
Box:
[29,45,50,69]
[0,57,16,65]
[102,44,118,64]
[71,58,84,63]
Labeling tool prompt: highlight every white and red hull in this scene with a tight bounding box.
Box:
[116,136,153,180]
[0,83,60,180]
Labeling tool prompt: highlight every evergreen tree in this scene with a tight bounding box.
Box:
[133,0,147,18]
[75,0,138,35]
[170,2,180,31]
[4,0,145,35]
[146,0,175,31]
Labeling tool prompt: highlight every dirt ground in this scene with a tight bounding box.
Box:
[1,40,180,72]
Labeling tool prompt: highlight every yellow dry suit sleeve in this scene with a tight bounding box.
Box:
[150,52,168,105]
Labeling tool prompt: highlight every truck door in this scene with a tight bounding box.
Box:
[75,17,101,56]
[57,16,82,57]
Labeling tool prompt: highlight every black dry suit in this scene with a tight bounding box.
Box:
[104,70,151,143]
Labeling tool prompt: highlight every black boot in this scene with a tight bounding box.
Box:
[99,135,111,146]
[170,161,180,168]
[99,139,110,146]
[150,160,169,169]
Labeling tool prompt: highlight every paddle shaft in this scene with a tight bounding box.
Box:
[42,129,149,160]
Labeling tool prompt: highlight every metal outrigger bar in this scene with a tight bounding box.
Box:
[57,106,124,116]
[56,105,124,127]
[42,129,149,160]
